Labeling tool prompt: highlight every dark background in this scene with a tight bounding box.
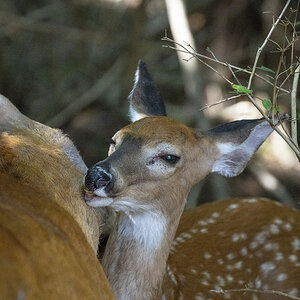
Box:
[1,0,299,207]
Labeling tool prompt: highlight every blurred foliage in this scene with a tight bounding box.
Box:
[0,0,299,206]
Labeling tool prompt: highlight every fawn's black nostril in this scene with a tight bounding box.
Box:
[95,171,111,189]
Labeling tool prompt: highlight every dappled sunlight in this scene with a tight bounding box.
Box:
[265,131,300,170]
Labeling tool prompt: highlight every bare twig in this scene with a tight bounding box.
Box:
[290,2,300,146]
[192,55,234,85]
[277,65,295,96]
[290,1,300,67]
[163,38,234,85]
[162,37,290,94]
[291,61,300,145]
[228,64,242,85]
[247,0,291,89]
[199,95,242,112]
[211,287,300,300]
[271,24,287,123]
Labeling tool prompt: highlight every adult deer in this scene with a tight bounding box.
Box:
[0,95,114,299]
[84,61,300,300]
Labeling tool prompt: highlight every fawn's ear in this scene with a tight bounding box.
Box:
[205,117,283,177]
[128,60,167,122]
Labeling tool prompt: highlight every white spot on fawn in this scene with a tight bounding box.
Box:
[283,222,292,231]
[201,280,209,286]
[277,273,288,281]
[273,218,283,225]
[226,253,236,260]
[244,198,257,203]
[269,224,280,234]
[227,203,239,210]
[240,247,248,256]
[198,220,208,226]
[166,265,178,286]
[234,261,243,270]
[201,271,211,279]
[263,242,279,251]
[216,275,225,286]
[226,274,234,282]
[255,278,262,288]
[260,262,276,275]
[232,232,247,242]
[181,232,192,239]
[211,212,220,218]
[275,252,283,261]
[289,254,297,262]
[288,288,299,296]
[249,241,258,249]
[292,237,300,251]
[195,294,205,300]
[254,231,269,245]
[226,264,233,271]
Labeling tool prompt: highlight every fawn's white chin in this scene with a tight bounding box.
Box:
[86,196,114,207]
[84,188,113,207]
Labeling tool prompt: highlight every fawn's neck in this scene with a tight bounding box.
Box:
[102,200,185,300]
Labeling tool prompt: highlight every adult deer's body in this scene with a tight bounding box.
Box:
[0,95,113,299]
[84,61,300,300]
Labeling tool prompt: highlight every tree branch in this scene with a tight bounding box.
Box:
[162,37,290,94]
[211,287,300,300]
[291,61,300,145]
[247,0,291,89]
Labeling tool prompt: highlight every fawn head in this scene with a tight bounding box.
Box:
[84,61,278,213]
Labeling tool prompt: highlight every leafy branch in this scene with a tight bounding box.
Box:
[162,0,300,161]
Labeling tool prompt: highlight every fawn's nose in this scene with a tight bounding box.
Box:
[84,165,114,192]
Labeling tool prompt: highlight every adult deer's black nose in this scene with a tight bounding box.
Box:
[84,165,113,192]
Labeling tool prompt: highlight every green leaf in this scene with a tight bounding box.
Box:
[232,84,253,94]
[257,66,275,74]
[296,21,300,26]
[262,98,272,111]
[275,106,280,113]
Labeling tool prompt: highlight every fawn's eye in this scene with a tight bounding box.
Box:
[109,139,116,146]
[160,154,180,165]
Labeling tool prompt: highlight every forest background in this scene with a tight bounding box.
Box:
[1,0,299,208]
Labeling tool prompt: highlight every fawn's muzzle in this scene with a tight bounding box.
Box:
[84,165,114,193]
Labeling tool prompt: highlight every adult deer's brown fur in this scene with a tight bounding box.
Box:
[85,61,300,300]
[0,95,114,299]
